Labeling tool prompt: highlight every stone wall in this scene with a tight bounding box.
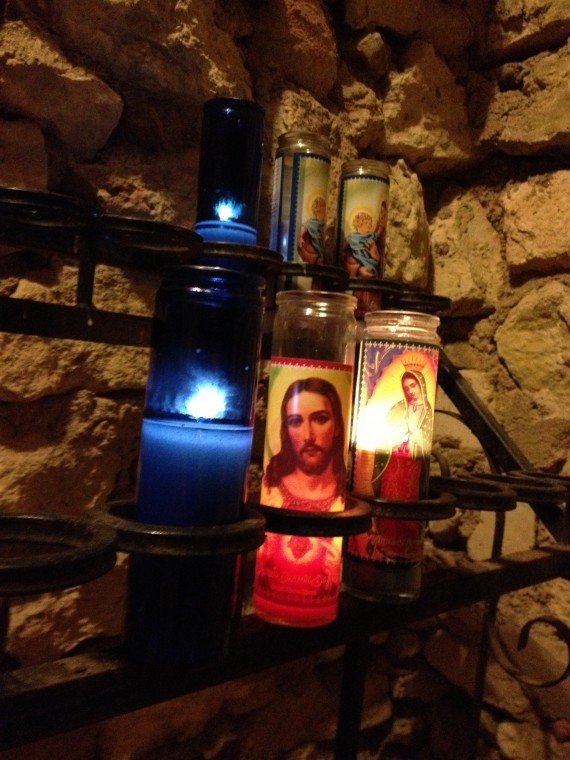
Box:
[0,0,569,758]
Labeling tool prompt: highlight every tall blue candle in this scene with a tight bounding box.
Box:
[194,98,265,245]
[126,264,265,667]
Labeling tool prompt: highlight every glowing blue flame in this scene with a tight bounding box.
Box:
[215,199,243,222]
[185,385,227,419]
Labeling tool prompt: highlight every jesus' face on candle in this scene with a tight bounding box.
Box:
[262,377,347,510]
[286,391,337,476]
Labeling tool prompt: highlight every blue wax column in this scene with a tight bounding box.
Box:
[135,420,254,526]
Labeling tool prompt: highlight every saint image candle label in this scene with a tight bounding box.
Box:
[336,159,390,281]
[345,310,440,603]
[253,357,354,627]
[269,130,331,264]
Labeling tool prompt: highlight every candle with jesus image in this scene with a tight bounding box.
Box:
[253,291,357,627]
[344,311,440,603]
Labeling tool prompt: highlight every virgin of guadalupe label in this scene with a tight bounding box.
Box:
[349,341,439,566]
[254,357,353,626]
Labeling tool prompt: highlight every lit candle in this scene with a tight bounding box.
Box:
[194,97,264,245]
[253,291,357,627]
[125,264,265,666]
[344,310,440,603]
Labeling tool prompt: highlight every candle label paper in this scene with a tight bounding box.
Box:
[337,172,389,280]
[254,357,353,623]
[271,153,330,264]
[349,339,439,565]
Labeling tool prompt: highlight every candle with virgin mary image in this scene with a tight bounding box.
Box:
[345,310,440,603]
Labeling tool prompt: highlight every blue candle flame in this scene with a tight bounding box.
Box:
[185,384,227,419]
[215,198,243,222]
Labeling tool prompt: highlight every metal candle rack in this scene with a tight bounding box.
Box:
[0,188,569,758]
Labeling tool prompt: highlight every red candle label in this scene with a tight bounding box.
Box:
[254,357,353,625]
[349,340,439,565]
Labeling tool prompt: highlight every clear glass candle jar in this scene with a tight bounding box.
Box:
[253,290,357,626]
[269,130,331,264]
[344,310,440,603]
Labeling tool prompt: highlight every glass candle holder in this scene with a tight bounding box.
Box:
[269,130,331,264]
[344,310,440,603]
[253,291,357,627]
[195,97,265,245]
[136,265,265,525]
[336,159,390,313]
[126,264,265,666]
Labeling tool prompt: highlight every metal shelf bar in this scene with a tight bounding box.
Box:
[0,546,567,751]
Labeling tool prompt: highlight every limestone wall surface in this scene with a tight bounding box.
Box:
[0,0,569,758]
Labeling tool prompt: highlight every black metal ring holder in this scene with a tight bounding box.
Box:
[347,276,406,300]
[352,487,457,522]
[0,187,89,256]
[0,512,118,597]
[1,186,570,756]
[430,475,518,512]
[277,261,349,293]
[92,502,267,670]
[255,494,372,537]
[94,501,266,557]
[432,472,570,690]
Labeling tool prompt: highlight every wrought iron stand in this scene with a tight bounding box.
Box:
[0,189,568,758]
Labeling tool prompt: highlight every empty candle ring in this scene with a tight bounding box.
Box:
[0,186,89,254]
[278,262,349,292]
[0,512,118,596]
[381,290,452,315]
[508,469,570,493]
[481,472,568,505]
[94,501,266,557]
[352,489,456,521]
[430,476,518,512]
[94,214,203,269]
[347,277,406,294]
[255,495,372,537]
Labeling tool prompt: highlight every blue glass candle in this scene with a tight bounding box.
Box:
[194,98,265,245]
[126,264,265,666]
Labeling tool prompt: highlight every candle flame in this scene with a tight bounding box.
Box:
[215,198,243,222]
[356,402,395,451]
[185,385,226,419]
